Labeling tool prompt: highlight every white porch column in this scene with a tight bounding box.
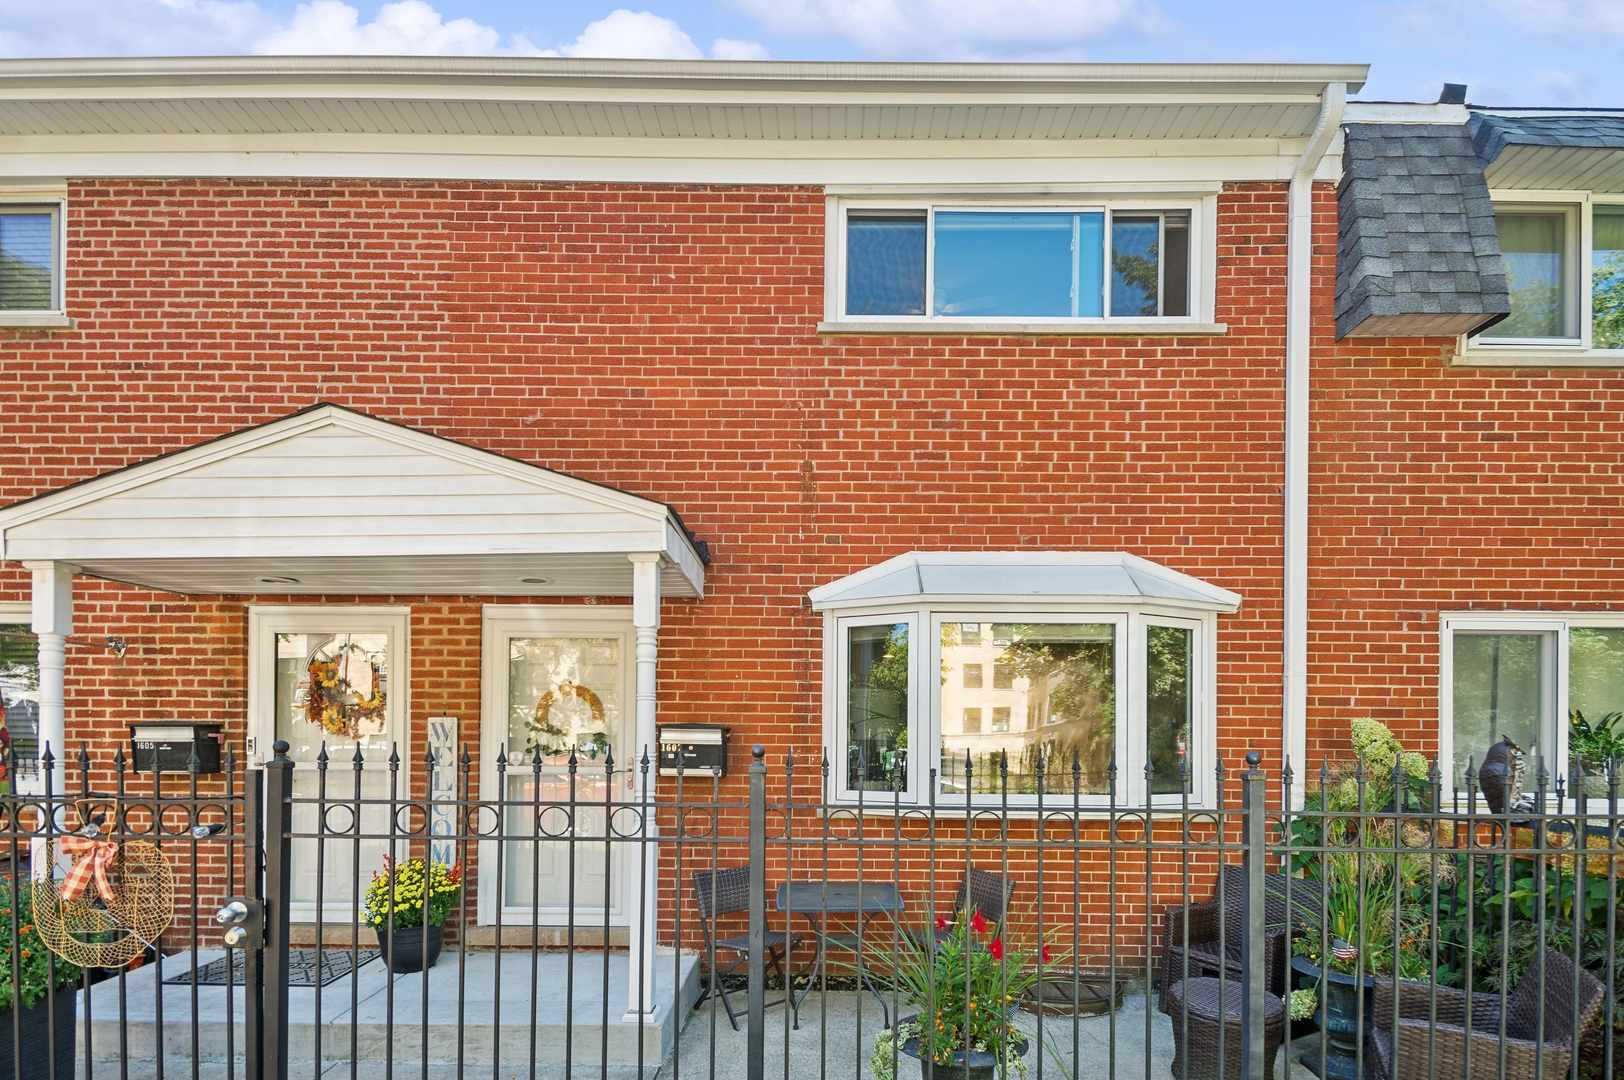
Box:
[625,553,661,1019]
[22,562,73,799]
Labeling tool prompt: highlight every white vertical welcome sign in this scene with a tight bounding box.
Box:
[427,716,458,867]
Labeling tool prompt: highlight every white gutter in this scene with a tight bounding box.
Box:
[1283,81,1345,800]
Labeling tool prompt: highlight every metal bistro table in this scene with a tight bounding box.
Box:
[776,880,905,1029]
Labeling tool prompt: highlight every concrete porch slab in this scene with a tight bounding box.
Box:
[79,950,701,1080]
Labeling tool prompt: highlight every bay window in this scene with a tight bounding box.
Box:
[813,552,1237,810]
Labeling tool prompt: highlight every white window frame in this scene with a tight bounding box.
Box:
[823,603,1219,810]
[1439,611,1624,804]
[476,604,637,927]
[824,193,1217,331]
[0,199,68,321]
[1460,190,1624,366]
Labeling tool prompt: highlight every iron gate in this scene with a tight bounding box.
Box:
[1,742,1618,1080]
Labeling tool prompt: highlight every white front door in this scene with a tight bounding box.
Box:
[479,606,632,926]
[248,607,411,922]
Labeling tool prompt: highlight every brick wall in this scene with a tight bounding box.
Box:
[5,176,1618,945]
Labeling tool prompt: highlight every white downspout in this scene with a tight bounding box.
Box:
[1283,82,1346,802]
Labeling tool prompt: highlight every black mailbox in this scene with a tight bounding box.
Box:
[130,723,225,774]
[657,724,728,777]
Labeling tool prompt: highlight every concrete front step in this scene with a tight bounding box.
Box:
[78,950,700,1079]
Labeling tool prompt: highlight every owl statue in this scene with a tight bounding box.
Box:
[1479,736,1536,815]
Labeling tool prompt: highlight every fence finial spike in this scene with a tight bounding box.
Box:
[78,742,91,769]
[1463,755,1476,784]
[460,743,472,767]
[496,746,508,767]
[532,747,543,769]
[640,745,650,768]
[1281,755,1293,783]
[352,744,365,766]
[388,744,401,767]
[113,744,126,768]
[40,743,54,769]
[316,743,329,765]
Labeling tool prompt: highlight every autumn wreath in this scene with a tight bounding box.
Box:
[305,643,387,740]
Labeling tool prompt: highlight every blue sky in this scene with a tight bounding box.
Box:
[0,0,1620,107]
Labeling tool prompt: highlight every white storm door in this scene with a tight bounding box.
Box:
[479,606,633,926]
[247,606,410,922]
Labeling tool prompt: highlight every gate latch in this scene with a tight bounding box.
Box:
[215,897,264,949]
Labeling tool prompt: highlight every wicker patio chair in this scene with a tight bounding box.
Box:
[692,867,802,1031]
[1368,948,1605,1080]
[1158,863,1312,1011]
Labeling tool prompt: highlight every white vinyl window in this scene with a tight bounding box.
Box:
[1440,613,1624,802]
[827,608,1215,809]
[0,203,64,315]
[1469,194,1624,356]
[830,197,1210,326]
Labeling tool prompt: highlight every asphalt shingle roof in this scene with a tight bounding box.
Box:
[1336,123,1510,340]
[1469,113,1624,162]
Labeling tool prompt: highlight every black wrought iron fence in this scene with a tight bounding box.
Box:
[0,741,1617,1080]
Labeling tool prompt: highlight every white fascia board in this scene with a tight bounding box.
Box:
[0,56,1371,95]
[662,518,705,600]
[0,405,674,534]
[1343,102,1470,124]
[0,138,1324,186]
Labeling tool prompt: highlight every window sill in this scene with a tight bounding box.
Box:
[1452,347,1624,369]
[817,320,1228,338]
[0,313,76,330]
[819,802,1213,819]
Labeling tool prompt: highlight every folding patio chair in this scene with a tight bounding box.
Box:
[692,866,802,1030]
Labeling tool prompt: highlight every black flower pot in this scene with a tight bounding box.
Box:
[0,991,76,1080]
[1292,956,1374,1080]
[376,923,443,974]
[897,1015,1028,1080]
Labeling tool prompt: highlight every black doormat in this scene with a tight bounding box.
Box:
[165,948,378,988]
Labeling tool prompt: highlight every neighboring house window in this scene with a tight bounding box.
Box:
[1441,613,1624,799]
[962,708,982,734]
[837,201,1199,323]
[963,662,983,689]
[1475,199,1624,351]
[0,205,62,313]
[0,619,38,785]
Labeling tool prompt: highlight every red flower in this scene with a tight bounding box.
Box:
[1041,945,1053,965]
[970,911,989,934]
[987,938,1004,960]
[935,916,950,930]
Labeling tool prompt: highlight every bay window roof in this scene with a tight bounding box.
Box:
[808,551,1240,613]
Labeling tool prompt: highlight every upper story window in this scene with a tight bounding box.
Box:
[832,198,1208,328]
[0,204,63,314]
[812,552,1239,810]
[1472,196,1624,353]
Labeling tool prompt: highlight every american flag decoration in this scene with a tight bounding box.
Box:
[1331,939,1359,962]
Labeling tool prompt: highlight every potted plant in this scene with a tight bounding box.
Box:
[363,856,461,974]
[1569,709,1622,798]
[1286,722,1450,1079]
[0,877,82,1080]
[869,908,1060,1080]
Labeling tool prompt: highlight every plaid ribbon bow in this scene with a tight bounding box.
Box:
[60,834,119,905]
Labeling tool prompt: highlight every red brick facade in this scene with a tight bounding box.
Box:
[3,177,1622,948]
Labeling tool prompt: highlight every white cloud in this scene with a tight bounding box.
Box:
[0,0,760,61]
[254,0,534,55]
[725,0,1162,60]
[1483,0,1624,41]
[711,37,771,60]
[0,0,272,57]
[553,9,703,59]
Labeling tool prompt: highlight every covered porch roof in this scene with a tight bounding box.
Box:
[0,404,706,599]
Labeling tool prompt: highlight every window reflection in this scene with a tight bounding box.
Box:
[846,623,909,791]
[938,622,1114,797]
